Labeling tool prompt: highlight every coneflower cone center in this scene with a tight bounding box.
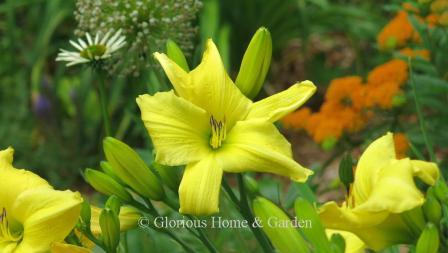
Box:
[80,45,107,59]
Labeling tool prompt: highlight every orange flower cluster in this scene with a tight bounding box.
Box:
[377,10,420,50]
[282,60,408,144]
[429,0,448,26]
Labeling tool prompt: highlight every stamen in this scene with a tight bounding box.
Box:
[209,116,226,149]
[0,208,21,242]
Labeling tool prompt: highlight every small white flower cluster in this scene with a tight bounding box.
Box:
[74,0,202,76]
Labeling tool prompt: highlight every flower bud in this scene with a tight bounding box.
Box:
[100,161,126,185]
[253,197,309,253]
[118,206,142,231]
[338,153,354,188]
[433,180,448,202]
[84,168,132,202]
[99,208,120,253]
[235,27,272,99]
[294,198,331,252]
[106,196,122,215]
[416,223,439,253]
[103,137,164,200]
[166,39,189,71]
[80,200,91,227]
[423,195,442,224]
[152,162,180,192]
[244,175,259,195]
[329,233,346,253]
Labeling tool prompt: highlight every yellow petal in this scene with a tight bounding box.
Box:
[411,160,439,185]
[136,91,211,166]
[326,229,365,253]
[246,81,316,122]
[0,148,50,212]
[12,188,82,253]
[319,202,413,251]
[352,132,396,205]
[0,242,17,253]
[178,156,223,215]
[189,39,251,127]
[355,159,425,213]
[217,120,313,182]
[51,242,92,253]
[153,53,191,99]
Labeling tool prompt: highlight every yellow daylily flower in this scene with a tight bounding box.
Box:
[319,133,439,251]
[0,147,83,253]
[326,229,365,253]
[137,39,316,215]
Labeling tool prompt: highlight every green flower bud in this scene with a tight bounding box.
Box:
[80,199,91,227]
[119,206,142,232]
[103,137,164,200]
[416,223,439,253]
[433,180,448,203]
[84,168,133,202]
[338,153,354,188]
[152,162,180,192]
[235,27,272,99]
[100,208,120,253]
[294,198,332,252]
[106,196,122,215]
[244,175,259,195]
[166,39,189,72]
[392,93,407,107]
[423,195,442,224]
[321,137,337,151]
[329,233,346,253]
[253,197,309,253]
[100,161,126,185]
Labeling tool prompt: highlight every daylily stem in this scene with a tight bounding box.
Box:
[236,175,274,253]
[96,71,112,137]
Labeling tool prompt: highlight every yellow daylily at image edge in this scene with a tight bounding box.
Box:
[319,133,439,251]
[0,147,83,253]
[137,39,317,216]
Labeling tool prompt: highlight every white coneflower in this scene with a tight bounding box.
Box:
[56,29,126,67]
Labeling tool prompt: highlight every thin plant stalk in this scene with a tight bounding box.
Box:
[95,70,112,137]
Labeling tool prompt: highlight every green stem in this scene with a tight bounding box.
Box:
[236,175,273,253]
[409,59,436,162]
[161,229,196,253]
[96,71,112,137]
[185,215,218,253]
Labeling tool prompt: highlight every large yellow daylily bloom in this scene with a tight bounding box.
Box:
[319,133,439,251]
[0,147,83,253]
[137,39,316,215]
[326,229,365,253]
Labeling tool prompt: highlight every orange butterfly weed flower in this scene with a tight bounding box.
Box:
[364,81,402,109]
[325,76,365,110]
[394,132,410,159]
[377,11,419,50]
[305,112,344,143]
[399,48,430,61]
[367,59,408,86]
[282,107,312,129]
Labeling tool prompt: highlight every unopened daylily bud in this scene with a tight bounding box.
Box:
[119,206,142,231]
[84,168,132,202]
[423,195,442,224]
[338,153,354,188]
[433,180,448,202]
[100,161,126,185]
[253,197,309,253]
[244,175,259,195]
[329,233,346,253]
[416,223,439,253]
[152,162,180,192]
[166,39,189,71]
[103,137,164,200]
[294,198,331,252]
[80,200,91,227]
[100,208,120,253]
[106,196,122,215]
[235,27,272,99]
